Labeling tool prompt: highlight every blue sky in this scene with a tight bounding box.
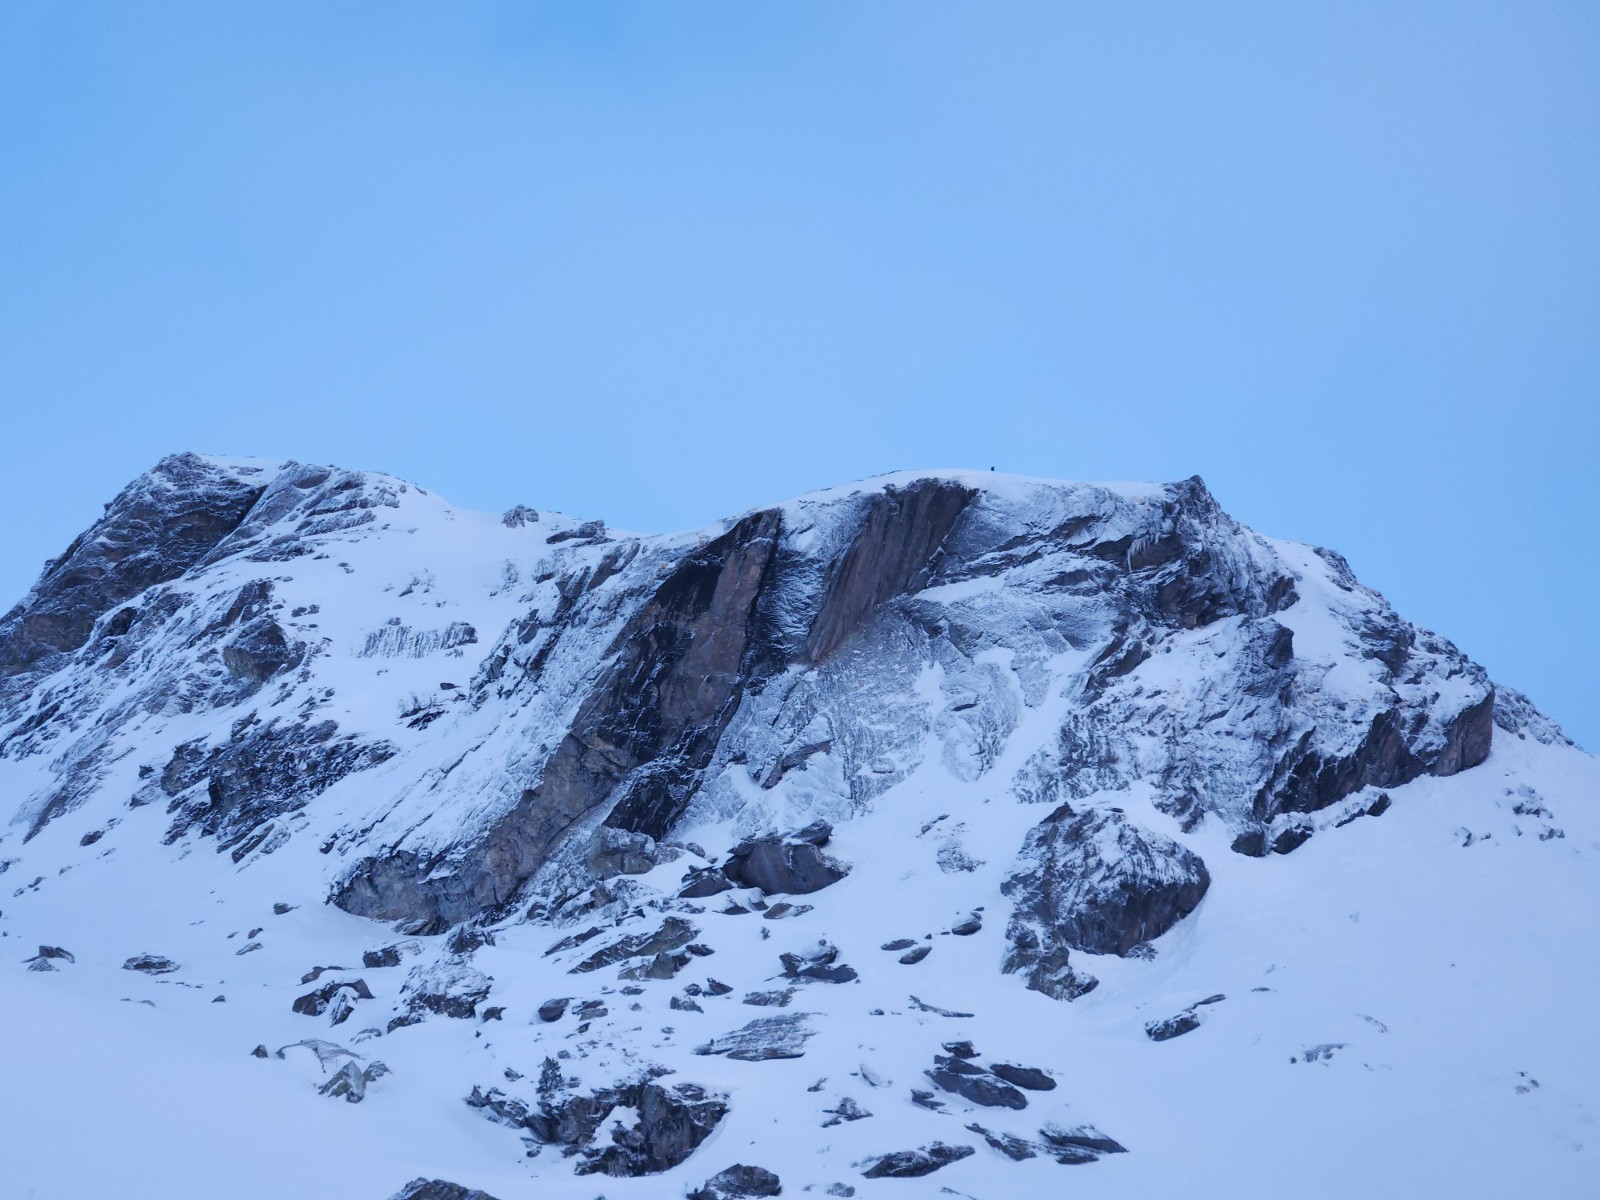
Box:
[1,2,1596,747]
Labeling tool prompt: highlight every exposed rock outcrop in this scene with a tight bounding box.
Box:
[159,717,395,859]
[389,1181,503,1200]
[860,1142,974,1178]
[0,453,267,679]
[122,954,179,975]
[466,1077,727,1176]
[335,510,784,926]
[1001,805,1208,999]
[722,820,849,895]
[689,1164,783,1200]
[695,1013,816,1060]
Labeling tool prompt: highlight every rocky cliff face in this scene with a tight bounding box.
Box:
[0,455,1584,1199]
[0,456,1528,938]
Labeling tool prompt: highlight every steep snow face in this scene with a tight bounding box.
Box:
[0,456,1591,1200]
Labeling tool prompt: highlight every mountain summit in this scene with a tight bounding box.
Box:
[0,454,1592,1199]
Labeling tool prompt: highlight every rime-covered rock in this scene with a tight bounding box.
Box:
[466,1076,727,1176]
[388,1181,503,1200]
[395,960,490,1022]
[695,1013,816,1061]
[1002,805,1209,1000]
[122,954,179,975]
[860,1142,974,1178]
[689,1164,783,1199]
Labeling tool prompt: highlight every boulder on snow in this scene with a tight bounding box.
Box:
[467,1077,727,1176]
[689,1164,783,1199]
[695,1013,816,1061]
[1145,994,1225,1042]
[1002,804,1208,1000]
[389,1180,503,1200]
[572,917,697,974]
[989,1062,1056,1091]
[318,1058,390,1102]
[292,978,374,1024]
[122,953,179,975]
[678,866,736,898]
[363,945,403,969]
[779,940,857,984]
[723,823,849,896]
[925,1055,1028,1109]
[395,959,491,1021]
[860,1142,974,1178]
[23,945,74,971]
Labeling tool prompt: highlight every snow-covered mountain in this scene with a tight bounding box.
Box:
[0,453,1593,1200]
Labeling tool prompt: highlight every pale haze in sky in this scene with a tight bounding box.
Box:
[0,1,1595,746]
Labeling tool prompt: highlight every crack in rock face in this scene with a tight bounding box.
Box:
[331,480,975,929]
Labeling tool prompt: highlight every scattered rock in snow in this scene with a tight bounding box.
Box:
[966,1123,1038,1161]
[23,945,73,970]
[742,988,794,1007]
[388,1180,503,1200]
[275,1039,361,1069]
[467,1077,727,1176]
[762,901,812,920]
[908,995,973,1018]
[722,823,849,896]
[989,1062,1055,1091]
[679,867,735,898]
[689,1164,783,1199]
[292,978,374,1024]
[780,941,857,983]
[397,959,492,1022]
[695,1013,816,1061]
[859,1142,974,1178]
[618,950,690,981]
[573,917,697,974]
[821,1096,872,1127]
[925,1055,1028,1109]
[1334,791,1393,828]
[898,945,931,965]
[122,953,179,974]
[318,1058,390,1102]
[1039,1122,1129,1163]
[1145,993,1225,1042]
[1293,1042,1348,1064]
